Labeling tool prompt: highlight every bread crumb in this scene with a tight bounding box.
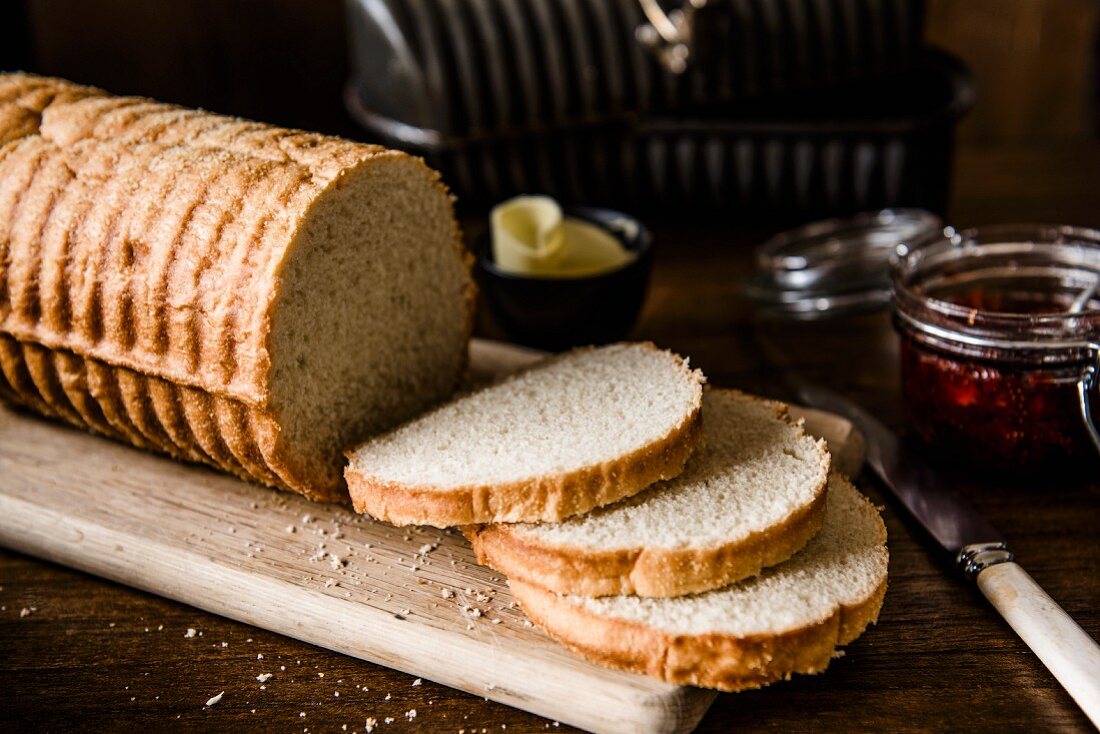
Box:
[257,654,264,660]
[384,718,395,724]
[318,672,325,678]
[366,717,377,732]
[412,678,422,686]
[205,692,224,707]
[418,544,435,555]
[491,619,502,625]
[184,628,197,638]
[384,693,391,700]
[441,589,454,599]
[286,525,296,533]
[405,709,417,720]
[257,673,272,682]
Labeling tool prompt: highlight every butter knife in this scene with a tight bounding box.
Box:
[797,384,1100,728]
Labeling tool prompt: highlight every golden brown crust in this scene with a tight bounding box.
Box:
[508,488,888,691]
[347,404,703,527]
[466,389,831,597]
[0,72,386,406]
[511,575,887,692]
[0,73,473,500]
[0,333,348,503]
[467,485,826,597]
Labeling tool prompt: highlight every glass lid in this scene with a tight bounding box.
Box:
[745,209,943,320]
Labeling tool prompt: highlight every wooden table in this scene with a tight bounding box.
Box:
[2,143,1098,733]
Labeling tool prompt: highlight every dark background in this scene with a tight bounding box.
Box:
[3,0,1098,148]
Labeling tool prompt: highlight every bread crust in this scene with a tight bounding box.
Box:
[466,391,831,596]
[346,344,705,526]
[467,482,826,597]
[508,485,888,691]
[0,73,474,500]
[0,333,347,502]
[347,404,703,527]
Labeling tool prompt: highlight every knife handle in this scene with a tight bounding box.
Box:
[977,561,1100,728]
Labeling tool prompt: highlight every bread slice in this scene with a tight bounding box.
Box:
[468,390,830,597]
[345,343,705,527]
[509,474,888,691]
[0,74,474,501]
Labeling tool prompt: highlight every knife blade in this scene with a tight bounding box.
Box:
[794,384,1004,556]
[794,383,1100,728]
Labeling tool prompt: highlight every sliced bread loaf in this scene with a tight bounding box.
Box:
[345,343,705,527]
[468,390,830,597]
[509,474,888,691]
[0,74,474,501]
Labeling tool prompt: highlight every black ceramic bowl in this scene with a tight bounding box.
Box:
[476,207,653,352]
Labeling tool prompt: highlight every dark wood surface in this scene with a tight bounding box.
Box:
[3,143,1099,733]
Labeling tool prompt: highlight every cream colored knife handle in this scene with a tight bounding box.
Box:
[977,561,1100,728]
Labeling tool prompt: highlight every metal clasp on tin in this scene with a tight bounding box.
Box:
[1078,344,1100,457]
[634,0,709,73]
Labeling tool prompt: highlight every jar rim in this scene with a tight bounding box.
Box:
[746,208,941,319]
[892,223,1100,358]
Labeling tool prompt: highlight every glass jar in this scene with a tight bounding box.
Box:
[892,224,1100,471]
[743,209,943,405]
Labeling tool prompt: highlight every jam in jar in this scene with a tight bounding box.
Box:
[893,225,1100,472]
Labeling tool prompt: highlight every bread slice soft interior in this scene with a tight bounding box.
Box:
[266,153,474,492]
[509,474,888,691]
[345,343,705,527]
[468,389,830,597]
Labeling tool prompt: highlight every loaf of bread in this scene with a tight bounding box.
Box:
[0,74,475,502]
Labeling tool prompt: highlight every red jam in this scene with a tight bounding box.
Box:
[900,333,1096,470]
[892,225,1100,473]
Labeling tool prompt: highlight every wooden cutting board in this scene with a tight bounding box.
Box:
[0,339,864,734]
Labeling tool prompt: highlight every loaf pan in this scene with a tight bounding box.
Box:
[347,50,972,219]
[345,0,926,142]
